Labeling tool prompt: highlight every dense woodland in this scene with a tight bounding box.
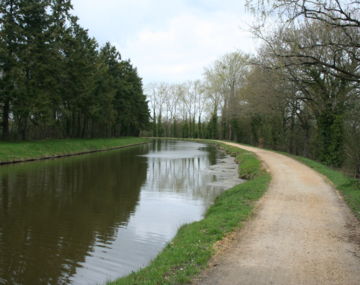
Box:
[146,0,360,178]
[1,0,359,178]
[0,0,149,140]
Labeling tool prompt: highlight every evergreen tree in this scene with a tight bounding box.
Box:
[0,0,149,140]
[0,0,21,138]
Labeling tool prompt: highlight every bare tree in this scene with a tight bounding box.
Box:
[204,51,250,139]
[249,0,360,81]
[257,21,358,165]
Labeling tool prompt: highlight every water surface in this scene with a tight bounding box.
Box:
[0,140,242,285]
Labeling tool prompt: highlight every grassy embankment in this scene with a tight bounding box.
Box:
[109,142,271,285]
[287,154,360,220]
[0,137,149,164]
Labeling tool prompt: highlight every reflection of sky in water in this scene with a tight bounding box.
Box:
[0,140,243,285]
[71,141,243,285]
[73,191,204,285]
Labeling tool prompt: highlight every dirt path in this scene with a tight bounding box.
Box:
[194,142,360,285]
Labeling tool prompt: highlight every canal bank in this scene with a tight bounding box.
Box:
[0,139,244,284]
[194,143,360,285]
[0,137,149,165]
[109,142,271,285]
[110,141,360,285]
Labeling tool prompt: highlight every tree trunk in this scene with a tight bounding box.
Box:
[2,99,10,139]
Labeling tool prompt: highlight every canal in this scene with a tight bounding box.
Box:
[0,140,242,285]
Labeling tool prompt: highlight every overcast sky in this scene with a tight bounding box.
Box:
[71,0,259,85]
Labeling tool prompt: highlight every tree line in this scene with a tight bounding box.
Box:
[146,0,360,178]
[0,0,149,140]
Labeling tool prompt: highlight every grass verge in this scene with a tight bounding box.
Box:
[109,142,271,285]
[0,137,149,163]
[288,154,360,220]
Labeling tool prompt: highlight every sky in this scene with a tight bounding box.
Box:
[71,0,259,85]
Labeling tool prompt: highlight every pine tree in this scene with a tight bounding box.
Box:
[61,17,98,137]
[0,0,21,139]
[0,0,150,140]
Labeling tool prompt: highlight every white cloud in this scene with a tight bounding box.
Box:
[120,12,258,84]
[72,0,259,84]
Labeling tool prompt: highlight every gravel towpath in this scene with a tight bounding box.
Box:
[195,142,360,285]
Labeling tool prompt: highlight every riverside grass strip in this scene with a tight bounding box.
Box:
[0,137,149,164]
[109,142,271,285]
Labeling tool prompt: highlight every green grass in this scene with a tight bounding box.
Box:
[109,141,271,285]
[287,154,360,220]
[0,137,149,163]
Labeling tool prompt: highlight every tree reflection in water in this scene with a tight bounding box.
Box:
[0,141,242,285]
[0,146,147,285]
